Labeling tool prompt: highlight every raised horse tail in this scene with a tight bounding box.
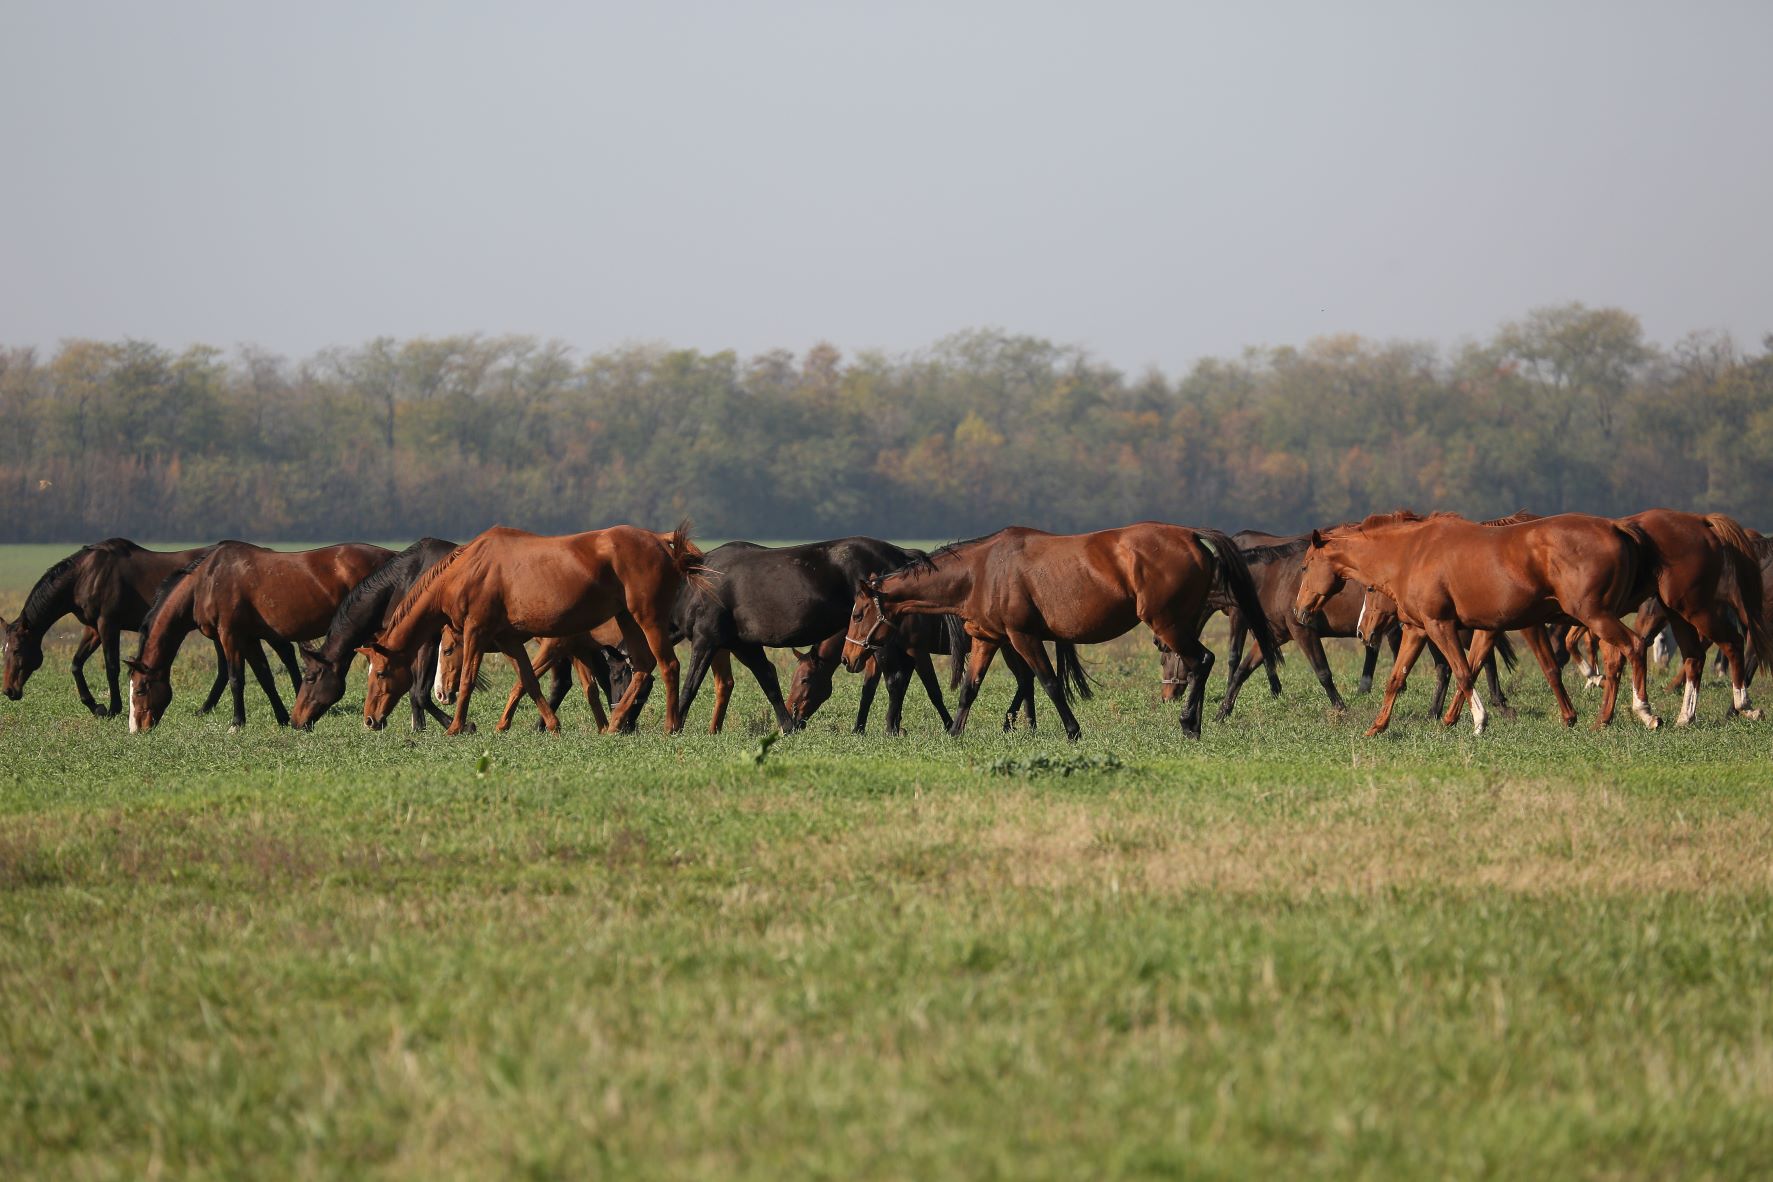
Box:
[664,520,716,599]
[1706,513,1773,667]
[1055,641,1093,703]
[1198,528,1279,690]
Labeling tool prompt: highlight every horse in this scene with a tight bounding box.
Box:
[1614,509,1773,725]
[359,524,702,735]
[127,541,393,732]
[1157,528,1293,704]
[3,539,244,717]
[1295,511,1658,736]
[1207,535,1392,719]
[844,523,1278,741]
[671,538,967,734]
[288,538,460,731]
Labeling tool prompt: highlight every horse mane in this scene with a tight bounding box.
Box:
[19,546,95,626]
[1483,509,1541,527]
[380,543,468,638]
[884,528,1014,580]
[137,548,215,650]
[1239,536,1311,565]
[1355,508,1428,530]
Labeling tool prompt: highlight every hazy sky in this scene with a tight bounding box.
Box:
[4,0,1770,373]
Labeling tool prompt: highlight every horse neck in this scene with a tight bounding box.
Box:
[319,577,401,662]
[139,578,199,669]
[379,582,450,658]
[19,564,80,633]
[883,561,973,616]
[1330,530,1409,597]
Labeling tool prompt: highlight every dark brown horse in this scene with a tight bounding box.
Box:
[3,539,246,716]
[127,541,393,731]
[360,524,703,735]
[843,523,1277,740]
[1295,512,1656,736]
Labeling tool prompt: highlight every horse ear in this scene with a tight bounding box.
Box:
[356,645,385,662]
[124,657,145,674]
[1310,529,1325,548]
[298,645,324,663]
[792,649,809,662]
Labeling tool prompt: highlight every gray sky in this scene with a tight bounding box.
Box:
[4,0,1770,372]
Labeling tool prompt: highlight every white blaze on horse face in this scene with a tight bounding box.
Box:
[127,678,138,734]
[1355,595,1369,642]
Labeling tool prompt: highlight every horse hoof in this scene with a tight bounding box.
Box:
[1363,725,1386,738]
[1495,706,1518,721]
[228,724,243,734]
[1742,708,1764,722]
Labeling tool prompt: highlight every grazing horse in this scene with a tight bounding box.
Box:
[288,538,460,731]
[1295,512,1657,736]
[127,541,393,732]
[360,524,702,735]
[844,523,1278,741]
[672,538,967,734]
[3,539,241,716]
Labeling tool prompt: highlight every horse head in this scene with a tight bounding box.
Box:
[124,657,172,733]
[357,643,413,730]
[785,647,838,725]
[289,645,348,731]
[1,613,39,700]
[1293,530,1348,628]
[842,578,893,674]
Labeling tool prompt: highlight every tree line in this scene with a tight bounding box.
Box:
[2,303,1769,544]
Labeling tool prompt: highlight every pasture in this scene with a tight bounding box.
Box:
[3,544,1772,1179]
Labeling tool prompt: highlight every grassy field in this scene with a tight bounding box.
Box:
[3,545,1773,1178]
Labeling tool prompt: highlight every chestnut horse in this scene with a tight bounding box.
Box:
[360,524,702,735]
[844,523,1277,741]
[127,541,393,731]
[288,538,459,731]
[1296,512,1656,736]
[3,539,244,716]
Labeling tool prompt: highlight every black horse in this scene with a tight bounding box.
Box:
[3,539,277,716]
[673,538,966,732]
[288,538,460,731]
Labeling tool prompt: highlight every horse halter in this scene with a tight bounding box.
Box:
[847,590,892,654]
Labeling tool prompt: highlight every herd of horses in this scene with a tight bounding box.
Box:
[3,507,1771,742]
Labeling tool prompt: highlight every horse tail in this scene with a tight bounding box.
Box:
[1492,629,1518,673]
[942,613,970,689]
[664,519,716,598]
[1055,641,1093,702]
[1611,521,1658,610]
[1198,528,1278,689]
[1706,513,1773,667]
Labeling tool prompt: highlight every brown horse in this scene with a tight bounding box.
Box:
[127,541,393,731]
[3,539,247,716]
[360,524,702,735]
[1296,512,1656,736]
[843,523,1278,740]
[1614,510,1772,724]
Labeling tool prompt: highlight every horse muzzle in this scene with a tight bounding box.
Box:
[3,687,20,701]
[364,715,386,732]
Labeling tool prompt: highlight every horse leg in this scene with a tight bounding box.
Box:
[1442,631,1501,731]
[1517,624,1580,726]
[244,642,291,728]
[999,646,1036,732]
[1693,610,1759,720]
[707,651,733,734]
[1295,625,1345,712]
[657,636,712,735]
[264,636,301,696]
[446,628,487,737]
[198,637,229,715]
[70,626,103,716]
[1485,641,1516,719]
[1425,641,1452,720]
[949,640,1000,737]
[505,644,561,734]
[1356,638,1380,695]
[621,614,681,734]
[881,652,914,737]
[1420,620,1488,735]
[99,620,123,717]
[1583,612,1658,730]
[1213,641,1265,722]
[727,643,792,732]
[1367,628,1429,737]
[1006,632,1083,742]
[220,637,248,732]
[415,640,454,730]
[1223,608,1244,696]
[853,665,881,733]
[572,656,610,733]
[912,648,954,731]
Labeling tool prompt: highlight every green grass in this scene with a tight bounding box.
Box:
[4,549,1773,1179]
